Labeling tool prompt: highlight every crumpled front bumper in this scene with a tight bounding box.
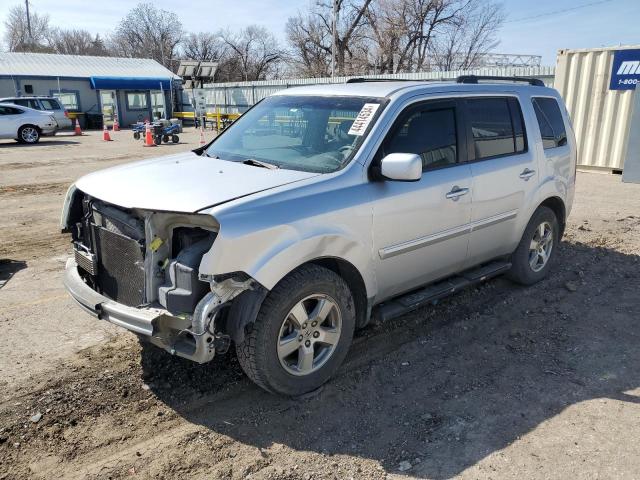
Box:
[63,258,216,363]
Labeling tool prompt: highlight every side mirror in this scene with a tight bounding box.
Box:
[380,153,422,182]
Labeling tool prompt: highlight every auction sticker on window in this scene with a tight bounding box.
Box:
[348,103,380,136]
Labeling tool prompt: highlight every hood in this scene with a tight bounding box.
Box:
[75,151,319,212]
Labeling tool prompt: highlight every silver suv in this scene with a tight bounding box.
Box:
[61,76,576,395]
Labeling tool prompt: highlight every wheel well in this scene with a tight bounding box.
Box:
[308,257,370,329]
[540,196,566,237]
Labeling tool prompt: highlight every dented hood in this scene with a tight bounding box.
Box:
[75,151,318,212]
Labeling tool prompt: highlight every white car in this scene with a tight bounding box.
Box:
[0,103,58,144]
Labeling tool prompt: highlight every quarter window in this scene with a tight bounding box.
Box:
[532,97,567,149]
[384,106,458,170]
[53,92,79,110]
[13,98,40,110]
[41,99,62,110]
[466,97,526,160]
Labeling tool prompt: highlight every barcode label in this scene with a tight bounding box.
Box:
[348,103,380,136]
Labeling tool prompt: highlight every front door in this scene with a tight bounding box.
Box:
[371,99,472,301]
[100,90,117,126]
[463,96,538,267]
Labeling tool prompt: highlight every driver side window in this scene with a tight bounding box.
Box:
[383,104,458,171]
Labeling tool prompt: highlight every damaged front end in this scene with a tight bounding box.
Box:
[61,186,265,363]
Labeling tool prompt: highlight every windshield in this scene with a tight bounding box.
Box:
[205,95,384,173]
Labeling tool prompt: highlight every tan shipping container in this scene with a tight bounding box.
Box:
[555,46,639,171]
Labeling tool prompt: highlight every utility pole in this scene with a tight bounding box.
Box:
[25,0,33,42]
[331,0,338,78]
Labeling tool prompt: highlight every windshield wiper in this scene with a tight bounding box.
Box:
[243,158,279,169]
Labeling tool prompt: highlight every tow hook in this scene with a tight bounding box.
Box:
[213,334,231,354]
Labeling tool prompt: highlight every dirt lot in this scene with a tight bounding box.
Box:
[1,131,639,480]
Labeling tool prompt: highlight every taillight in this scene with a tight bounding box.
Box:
[64,111,69,118]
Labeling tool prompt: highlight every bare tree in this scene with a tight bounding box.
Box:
[219,26,283,81]
[110,2,183,70]
[286,0,373,77]
[182,32,225,62]
[3,4,53,52]
[48,29,110,56]
[430,1,504,71]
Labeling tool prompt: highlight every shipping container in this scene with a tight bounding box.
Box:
[555,46,640,172]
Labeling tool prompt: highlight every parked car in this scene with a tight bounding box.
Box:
[61,76,576,395]
[0,103,58,144]
[0,96,72,130]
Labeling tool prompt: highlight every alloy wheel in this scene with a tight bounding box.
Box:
[529,221,554,272]
[276,294,342,376]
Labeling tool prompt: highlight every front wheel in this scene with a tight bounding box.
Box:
[236,264,355,396]
[507,206,559,285]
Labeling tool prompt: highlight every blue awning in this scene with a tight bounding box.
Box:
[90,76,172,90]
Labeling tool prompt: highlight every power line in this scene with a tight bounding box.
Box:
[505,0,615,24]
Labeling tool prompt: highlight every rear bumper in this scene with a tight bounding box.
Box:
[41,125,58,136]
[63,258,216,362]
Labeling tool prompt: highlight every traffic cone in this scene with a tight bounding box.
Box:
[74,119,82,136]
[199,126,206,145]
[113,117,120,131]
[143,122,156,147]
[103,124,112,141]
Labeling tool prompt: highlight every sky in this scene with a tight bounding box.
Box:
[0,0,639,66]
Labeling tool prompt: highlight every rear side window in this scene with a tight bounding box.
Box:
[532,97,567,149]
[0,106,23,115]
[466,97,526,160]
[384,105,458,170]
[13,99,40,109]
[41,99,62,110]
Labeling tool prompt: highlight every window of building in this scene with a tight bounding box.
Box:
[384,105,458,170]
[532,97,568,149]
[466,97,526,160]
[24,85,33,94]
[127,92,148,110]
[52,92,79,110]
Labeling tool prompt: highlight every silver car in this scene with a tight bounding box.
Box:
[0,96,73,130]
[61,76,576,395]
[0,103,58,143]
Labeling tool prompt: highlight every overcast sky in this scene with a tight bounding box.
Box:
[1,0,639,66]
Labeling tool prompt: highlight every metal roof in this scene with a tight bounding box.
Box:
[0,52,180,79]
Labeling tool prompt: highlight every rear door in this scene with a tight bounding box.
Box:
[463,95,538,267]
[40,98,67,128]
[371,99,472,300]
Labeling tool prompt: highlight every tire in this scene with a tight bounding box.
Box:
[507,206,559,285]
[133,132,141,140]
[162,135,170,143]
[18,125,40,144]
[171,135,179,143]
[153,135,162,146]
[236,264,355,396]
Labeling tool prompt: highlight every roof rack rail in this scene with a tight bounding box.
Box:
[346,77,413,83]
[456,75,545,87]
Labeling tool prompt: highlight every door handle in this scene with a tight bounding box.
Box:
[519,168,536,180]
[445,186,469,200]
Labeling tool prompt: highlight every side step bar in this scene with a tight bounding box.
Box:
[374,260,511,323]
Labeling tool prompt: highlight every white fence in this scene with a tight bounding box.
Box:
[181,66,556,114]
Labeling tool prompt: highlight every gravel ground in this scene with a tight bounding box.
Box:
[0,131,639,479]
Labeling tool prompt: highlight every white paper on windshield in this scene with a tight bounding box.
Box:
[348,103,380,136]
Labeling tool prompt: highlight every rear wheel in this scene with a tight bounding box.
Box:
[171,134,179,143]
[507,206,559,285]
[162,135,170,143]
[133,132,141,140]
[236,264,355,396]
[17,125,40,144]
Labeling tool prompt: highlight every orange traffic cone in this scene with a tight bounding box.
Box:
[74,119,82,136]
[143,122,156,147]
[103,124,112,141]
[113,117,120,131]
[199,126,206,145]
